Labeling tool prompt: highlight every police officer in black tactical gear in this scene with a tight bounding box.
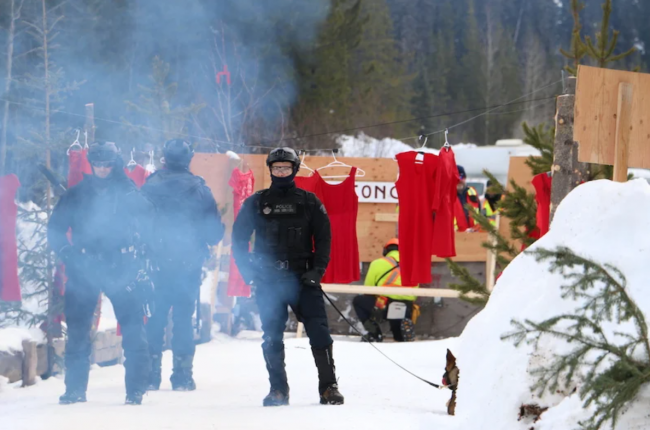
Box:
[232,147,344,407]
[48,141,152,405]
[142,139,224,392]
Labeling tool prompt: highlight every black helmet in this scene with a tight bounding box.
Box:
[87,141,119,164]
[266,147,300,169]
[163,139,194,169]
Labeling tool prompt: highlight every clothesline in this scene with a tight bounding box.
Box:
[3,77,562,154]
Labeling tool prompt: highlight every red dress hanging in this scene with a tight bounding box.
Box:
[0,174,21,302]
[296,169,360,284]
[395,152,439,286]
[125,164,150,188]
[432,148,459,258]
[532,172,552,237]
[228,168,255,297]
[68,148,92,187]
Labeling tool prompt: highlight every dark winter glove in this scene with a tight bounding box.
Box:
[301,270,322,288]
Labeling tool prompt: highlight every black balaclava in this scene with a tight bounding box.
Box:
[270,165,298,189]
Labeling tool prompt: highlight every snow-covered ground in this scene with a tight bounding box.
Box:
[1,332,459,430]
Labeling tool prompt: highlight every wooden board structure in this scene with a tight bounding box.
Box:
[575,65,650,178]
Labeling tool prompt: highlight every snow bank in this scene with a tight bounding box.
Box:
[0,327,46,353]
[456,179,650,430]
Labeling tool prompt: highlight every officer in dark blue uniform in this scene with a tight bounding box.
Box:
[232,147,344,407]
[48,141,152,405]
[141,139,224,392]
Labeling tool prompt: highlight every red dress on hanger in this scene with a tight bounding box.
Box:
[228,168,255,297]
[532,172,552,237]
[431,147,459,258]
[395,152,439,286]
[68,148,92,187]
[0,174,21,302]
[296,169,360,284]
[125,164,150,188]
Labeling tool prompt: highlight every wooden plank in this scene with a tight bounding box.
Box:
[21,340,37,387]
[614,82,634,182]
[375,213,398,222]
[321,284,474,298]
[575,65,650,168]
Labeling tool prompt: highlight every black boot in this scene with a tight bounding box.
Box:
[125,390,144,405]
[312,345,344,405]
[262,341,290,406]
[400,318,415,342]
[263,388,290,407]
[147,354,162,391]
[59,390,87,405]
[171,355,196,391]
[361,320,383,343]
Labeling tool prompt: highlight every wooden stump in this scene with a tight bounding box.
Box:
[22,340,38,387]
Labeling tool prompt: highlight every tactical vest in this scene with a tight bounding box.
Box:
[252,188,315,268]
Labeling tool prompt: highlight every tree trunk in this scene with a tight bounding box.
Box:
[0,0,21,176]
[549,76,589,223]
[41,0,55,377]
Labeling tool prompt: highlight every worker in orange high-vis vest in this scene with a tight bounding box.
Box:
[352,239,419,342]
[454,165,480,232]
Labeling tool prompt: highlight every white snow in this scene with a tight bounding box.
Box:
[457,178,650,430]
[1,332,460,430]
[0,327,45,353]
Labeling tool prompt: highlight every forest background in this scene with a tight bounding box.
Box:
[0,0,647,196]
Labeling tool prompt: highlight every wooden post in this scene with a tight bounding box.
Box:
[550,76,590,223]
[84,103,95,143]
[613,83,634,183]
[22,340,38,387]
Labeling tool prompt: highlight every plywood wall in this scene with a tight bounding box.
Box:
[575,65,650,168]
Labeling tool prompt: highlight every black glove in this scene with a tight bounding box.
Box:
[301,270,322,288]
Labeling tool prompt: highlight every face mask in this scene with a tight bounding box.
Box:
[270,168,297,188]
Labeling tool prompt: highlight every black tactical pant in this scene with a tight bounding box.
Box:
[64,279,150,395]
[146,266,201,374]
[255,271,333,392]
[353,295,414,341]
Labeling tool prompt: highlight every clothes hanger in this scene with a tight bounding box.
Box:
[66,129,82,155]
[442,129,451,152]
[299,151,315,175]
[127,147,138,170]
[415,135,428,163]
[145,150,156,173]
[317,149,366,179]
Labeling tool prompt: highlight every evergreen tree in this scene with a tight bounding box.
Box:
[522,122,554,175]
[349,0,413,138]
[123,56,204,151]
[584,0,637,69]
[290,0,364,147]
[502,246,650,430]
[458,0,487,144]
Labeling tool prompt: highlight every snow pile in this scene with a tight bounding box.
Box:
[0,327,46,353]
[456,179,650,430]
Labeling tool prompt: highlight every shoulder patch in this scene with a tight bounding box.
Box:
[319,204,327,214]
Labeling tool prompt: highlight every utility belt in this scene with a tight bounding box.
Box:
[253,252,313,272]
